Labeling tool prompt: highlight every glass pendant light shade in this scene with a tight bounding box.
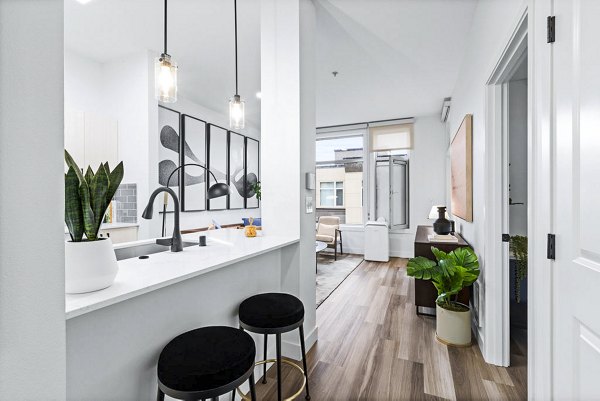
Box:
[229,94,245,129]
[155,54,178,103]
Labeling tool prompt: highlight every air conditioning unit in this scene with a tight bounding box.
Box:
[440,97,451,122]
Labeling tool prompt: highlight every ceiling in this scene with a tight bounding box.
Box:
[65,0,479,129]
[65,0,261,127]
[315,0,478,126]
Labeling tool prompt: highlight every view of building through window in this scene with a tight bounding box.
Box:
[316,135,364,225]
[319,181,344,207]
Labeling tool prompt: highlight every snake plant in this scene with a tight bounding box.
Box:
[64,150,124,242]
[407,247,480,312]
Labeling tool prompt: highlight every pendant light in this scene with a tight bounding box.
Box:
[229,0,245,129]
[155,0,178,103]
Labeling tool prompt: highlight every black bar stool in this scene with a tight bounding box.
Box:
[156,326,257,401]
[235,293,311,401]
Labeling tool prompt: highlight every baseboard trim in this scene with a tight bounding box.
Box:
[320,248,412,259]
[282,325,318,360]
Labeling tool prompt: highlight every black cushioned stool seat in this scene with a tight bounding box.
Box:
[236,293,311,401]
[239,293,305,331]
[157,326,257,401]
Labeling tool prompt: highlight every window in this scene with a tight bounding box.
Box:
[316,132,364,224]
[316,119,412,229]
[319,181,344,207]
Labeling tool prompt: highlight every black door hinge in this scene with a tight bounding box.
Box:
[547,234,556,260]
[547,16,556,43]
[502,233,511,243]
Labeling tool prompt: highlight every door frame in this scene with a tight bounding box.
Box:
[527,2,553,399]
[483,2,554,400]
[483,7,528,368]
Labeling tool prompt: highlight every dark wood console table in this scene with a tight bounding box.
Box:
[413,225,471,316]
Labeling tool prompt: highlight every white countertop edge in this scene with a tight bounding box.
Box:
[65,236,299,320]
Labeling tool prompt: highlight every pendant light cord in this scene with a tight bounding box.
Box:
[163,0,168,55]
[234,0,239,96]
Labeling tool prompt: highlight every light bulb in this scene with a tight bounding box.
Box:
[155,54,178,103]
[229,95,245,129]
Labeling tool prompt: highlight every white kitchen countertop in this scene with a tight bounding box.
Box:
[65,229,299,319]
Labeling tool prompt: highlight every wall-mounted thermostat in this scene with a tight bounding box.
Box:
[305,172,315,190]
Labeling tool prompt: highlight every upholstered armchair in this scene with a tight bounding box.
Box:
[316,216,344,260]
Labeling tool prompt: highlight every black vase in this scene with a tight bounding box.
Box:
[433,206,452,235]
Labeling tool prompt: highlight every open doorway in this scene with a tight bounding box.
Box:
[507,56,528,365]
[483,10,528,373]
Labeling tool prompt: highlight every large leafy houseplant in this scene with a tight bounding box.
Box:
[407,246,480,312]
[64,150,124,241]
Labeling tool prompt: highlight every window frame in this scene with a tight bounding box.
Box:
[317,118,413,230]
[318,181,344,207]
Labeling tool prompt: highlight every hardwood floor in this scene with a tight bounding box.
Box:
[252,258,527,401]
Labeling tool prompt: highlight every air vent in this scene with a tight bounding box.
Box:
[440,97,451,122]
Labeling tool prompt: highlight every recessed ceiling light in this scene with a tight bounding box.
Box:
[256,92,262,99]
[76,0,93,4]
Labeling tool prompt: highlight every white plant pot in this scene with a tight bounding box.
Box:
[65,238,118,294]
[436,304,472,347]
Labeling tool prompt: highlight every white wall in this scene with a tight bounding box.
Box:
[105,52,154,238]
[445,0,526,356]
[508,78,528,236]
[64,50,261,239]
[65,50,106,114]
[0,1,66,399]
[340,115,447,257]
[446,0,526,245]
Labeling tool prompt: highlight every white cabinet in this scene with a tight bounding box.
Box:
[64,111,119,169]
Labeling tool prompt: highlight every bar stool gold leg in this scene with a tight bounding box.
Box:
[235,359,306,401]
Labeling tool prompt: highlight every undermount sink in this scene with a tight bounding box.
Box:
[114,241,197,261]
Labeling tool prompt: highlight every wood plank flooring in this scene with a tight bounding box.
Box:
[252,258,527,401]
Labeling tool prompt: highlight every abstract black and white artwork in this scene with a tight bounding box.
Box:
[245,138,260,209]
[181,115,207,211]
[228,132,245,209]
[207,124,228,210]
[158,106,181,212]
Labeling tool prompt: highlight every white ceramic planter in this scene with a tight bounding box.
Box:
[436,304,472,346]
[65,238,118,294]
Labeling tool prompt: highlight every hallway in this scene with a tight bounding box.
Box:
[254,258,527,400]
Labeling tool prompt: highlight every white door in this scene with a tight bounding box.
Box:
[389,156,408,230]
[553,1,600,399]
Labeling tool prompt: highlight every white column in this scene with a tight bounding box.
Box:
[261,0,318,356]
[0,0,66,399]
[260,0,301,238]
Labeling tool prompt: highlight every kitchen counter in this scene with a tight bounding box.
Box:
[66,228,304,400]
[65,229,298,319]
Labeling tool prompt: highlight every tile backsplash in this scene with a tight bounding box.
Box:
[113,183,137,224]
